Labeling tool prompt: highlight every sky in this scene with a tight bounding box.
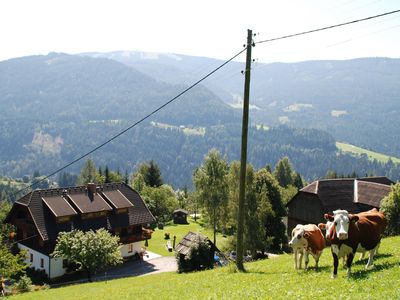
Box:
[1,0,400,63]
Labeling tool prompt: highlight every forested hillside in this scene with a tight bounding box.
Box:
[0,53,399,189]
[87,52,400,158]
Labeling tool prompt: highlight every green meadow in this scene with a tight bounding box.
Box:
[10,235,400,300]
[336,142,400,164]
[144,217,230,256]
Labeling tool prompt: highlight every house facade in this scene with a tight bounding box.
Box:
[5,182,155,279]
[286,176,393,236]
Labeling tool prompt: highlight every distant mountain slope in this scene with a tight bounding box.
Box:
[0,53,239,126]
[1,53,399,188]
[85,52,400,158]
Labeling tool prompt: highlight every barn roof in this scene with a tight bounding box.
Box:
[175,231,209,256]
[355,180,391,207]
[173,209,188,214]
[7,182,155,241]
[288,176,392,212]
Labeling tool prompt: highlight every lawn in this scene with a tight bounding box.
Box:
[336,142,400,164]
[10,236,400,299]
[144,216,231,256]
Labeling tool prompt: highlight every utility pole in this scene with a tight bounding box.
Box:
[236,29,253,271]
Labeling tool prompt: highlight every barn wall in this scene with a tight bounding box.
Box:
[287,193,322,236]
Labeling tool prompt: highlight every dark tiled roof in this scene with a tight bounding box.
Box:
[102,190,134,209]
[8,182,155,241]
[68,193,113,214]
[42,195,78,217]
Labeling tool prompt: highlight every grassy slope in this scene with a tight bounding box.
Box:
[336,142,400,164]
[12,236,400,300]
[144,217,230,256]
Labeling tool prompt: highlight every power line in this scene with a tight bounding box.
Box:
[13,47,247,197]
[256,9,400,45]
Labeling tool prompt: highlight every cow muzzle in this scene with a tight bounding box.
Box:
[338,232,348,240]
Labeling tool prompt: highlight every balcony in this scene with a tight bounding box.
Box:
[119,228,153,244]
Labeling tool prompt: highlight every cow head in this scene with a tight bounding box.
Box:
[288,224,308,249]
[331,209,359,240]
[318,221,335,240]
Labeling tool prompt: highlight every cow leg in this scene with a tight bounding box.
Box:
[346,253,354,277]
[294,249,298,269]
[358,251,366,261]
[332,253,339,278]
[299,249,304,269]
[313,251,320,270]
[304,250,309,270]
[366,247,377,270]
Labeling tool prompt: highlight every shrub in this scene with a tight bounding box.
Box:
[15,275,32,293]
[380,183,400,236]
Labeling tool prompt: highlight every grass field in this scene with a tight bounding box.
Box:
[10,235,400,299]
[336,142,400,164]
[144,217,230,256]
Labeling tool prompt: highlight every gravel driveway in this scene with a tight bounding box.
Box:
[93,253,177,280]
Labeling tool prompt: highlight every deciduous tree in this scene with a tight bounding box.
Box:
[52,229,122,282]
[193,149,228,246]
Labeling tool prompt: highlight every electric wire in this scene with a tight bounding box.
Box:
[255,9,400,45]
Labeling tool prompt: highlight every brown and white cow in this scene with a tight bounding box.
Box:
[288,224,325,270]
[323,209,386,278]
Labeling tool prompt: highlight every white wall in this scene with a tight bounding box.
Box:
[120,242,142,257]
[18,244,66,279]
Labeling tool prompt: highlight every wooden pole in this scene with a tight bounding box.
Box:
[236,29,253,271]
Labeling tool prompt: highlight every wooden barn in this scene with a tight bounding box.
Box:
[175,231,218,272]
[173,209,189,224]
[286,176,393,236]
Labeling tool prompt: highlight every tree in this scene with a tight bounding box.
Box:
[0,236,27,279]
[57,172,78,188]
[140,184,178,223]
[193,149,228,246]
[380,183,400,236]
[77,159,97,185]
[273,157,294,188]
[131,173,146,193]
[255,168,287,252]
[139,160,163,188]
[52,229,122,281]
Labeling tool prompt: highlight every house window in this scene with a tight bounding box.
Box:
[30,253,33,263]
[128,244,133,253]
[40,258,44,268]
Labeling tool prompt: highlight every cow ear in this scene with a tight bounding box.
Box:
[303,232,310,239]
[350,215,359,223]
[318,223,326,230]
[324,213,334,221]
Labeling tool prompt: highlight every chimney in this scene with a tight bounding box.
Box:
[87,183,96,201]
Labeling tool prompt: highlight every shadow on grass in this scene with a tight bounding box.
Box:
[350,261,397,280]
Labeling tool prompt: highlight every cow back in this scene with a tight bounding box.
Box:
[303,224,325,253]
[343,211,385,251]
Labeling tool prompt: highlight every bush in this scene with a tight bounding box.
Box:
[15,275,32,293]
[25,267,48,285]
[380,183,400,236]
